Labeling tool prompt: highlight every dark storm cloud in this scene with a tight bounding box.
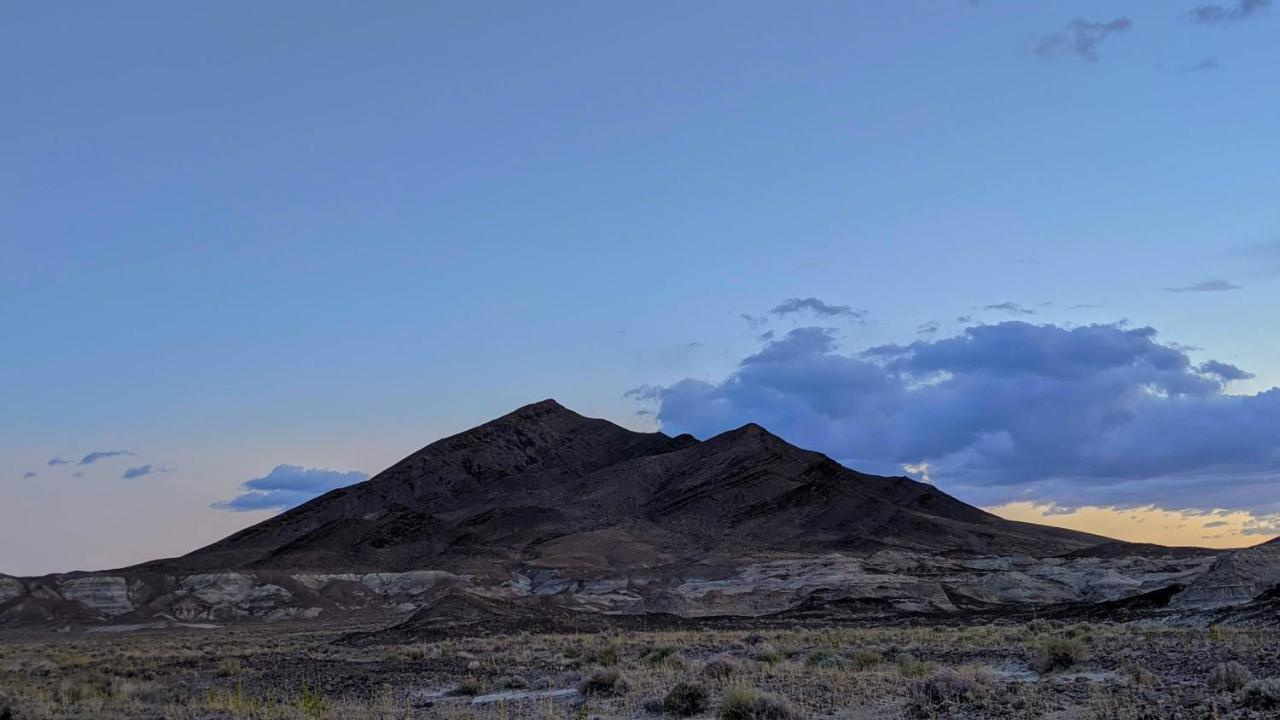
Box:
[213,465,368,512]
[1165,279,1241,293]
[1185,0,1271,25]
[638,321,1280,514]
[78,450,136,466]
[771,297,867,323]
[1032,18,1133,63]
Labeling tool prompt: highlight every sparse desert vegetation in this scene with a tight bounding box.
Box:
[3,620,1280,718]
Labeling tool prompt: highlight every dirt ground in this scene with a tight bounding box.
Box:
[2,620,1279,719]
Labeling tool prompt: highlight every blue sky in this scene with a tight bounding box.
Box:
[3,1,1278,574]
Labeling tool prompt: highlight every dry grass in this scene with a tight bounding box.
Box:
[1,622,1279,718]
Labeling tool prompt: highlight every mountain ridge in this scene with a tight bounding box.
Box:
[161,399,1108,574]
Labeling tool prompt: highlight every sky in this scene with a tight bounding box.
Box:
[3,1,1279,575]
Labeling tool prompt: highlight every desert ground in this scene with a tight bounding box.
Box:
[3,620,1280,719]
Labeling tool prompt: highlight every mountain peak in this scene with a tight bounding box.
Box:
[507,398,570,416]
[708,422,786,446]
[491,398,587,428]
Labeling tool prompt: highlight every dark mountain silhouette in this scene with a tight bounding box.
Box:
[165,399,1104,576]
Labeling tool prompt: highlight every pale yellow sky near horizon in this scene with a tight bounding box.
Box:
[987,502,1278,549]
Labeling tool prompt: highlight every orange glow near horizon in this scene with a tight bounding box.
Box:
[985,501,1279,549]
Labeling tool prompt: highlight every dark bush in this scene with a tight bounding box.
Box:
[703,654,740,680]
[1208,661,1254,692]
[578,667,627,697]
[907,668,981,710]
[662,682,710,717]
[1243,679,1280,710]
[641,645,679,665]
[720,685,802,720]
[1031,636,1088,673]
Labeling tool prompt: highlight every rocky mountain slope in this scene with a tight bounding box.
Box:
[1,400,1273,628]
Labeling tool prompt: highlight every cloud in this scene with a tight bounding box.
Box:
[22,471,36,480]
[78,450,136,466]
[1183,57,1221,73]
[1198,360,1254,381]
[47,457,69,466]
[212,465,368,512]
[1032,18,1133,63]
[1185,0,1271,25]
[1204,520,1229,528]
[1240,241,1280,275]
[641,321,1280,516]
[623,384,665,402]
[982,302,1036,316]
[122,464,173,480]
[1164,279,1241,293]
[771,297,867,323]
[917,322,941,335]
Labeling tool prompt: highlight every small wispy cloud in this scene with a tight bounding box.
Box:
[122,464,173,480]
[623,384,665,402]
[1185,0,1271,25]
[1182,57,1221,73]
[79,450,136,466]
[1032,17,1133,63]
[771,297,867,323]
[22,471,37,480]
[916,322,941,335]
[1198,360,1254,381]
[47,457,70,466]
[982,302,1036,316]
[1164,279,1241,293]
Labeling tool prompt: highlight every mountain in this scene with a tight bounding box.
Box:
[1,400,1242,627]
[166,399,1103,575]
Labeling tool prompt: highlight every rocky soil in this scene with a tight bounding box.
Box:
[3,620,1280,719]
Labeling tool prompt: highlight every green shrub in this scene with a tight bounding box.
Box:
[295,683,330,719]
[804,648,846,669]
[1031,636,1088,673]
[578,667,627,697]
[449,677,485,696]
[1243,679,1280,710]
[703,654,741,680]
[641,645,679,665]
[662,682,710,717]
[593,641,622,667]
[1025,619,1054,635]
[849,649,883,671]
[753,644,782,665]
[895,653,940,678]
[719,685,801,720]
[1208,661,1254,692]
[1121,663,1160,687]
[906,668,984,716]
[497,675,527,689]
